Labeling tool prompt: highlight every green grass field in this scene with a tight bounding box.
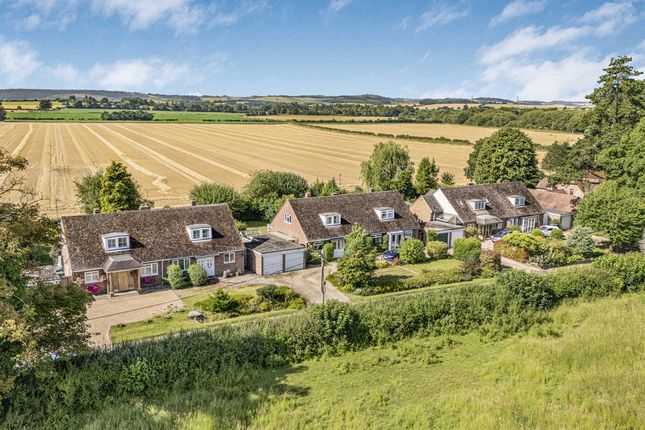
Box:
[110,285,295,343]
[77,292,644,429]
[5,108,259,122]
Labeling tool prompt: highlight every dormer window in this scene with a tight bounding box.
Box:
[187,224,212,241]
[468,199,486,211]
[102,233,130,252]
[508,195,525,207]
[374,207,395,221]
[320,213,341,227]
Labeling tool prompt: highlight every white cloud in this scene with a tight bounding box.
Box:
[416,5,468,32]
[2,0,79,30]
[489,0,545,26]
[328,0,352,13]
[51,63,83,85]
[90,0,206,34]
[211,0,268,26]
[579,1,637,36]
[0,36,41,86]
[480,25,590,64]
[420,49,432,64]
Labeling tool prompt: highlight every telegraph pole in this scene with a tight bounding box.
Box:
[319,251,326,304]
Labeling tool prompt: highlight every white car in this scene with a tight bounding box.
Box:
[539,225,561,236]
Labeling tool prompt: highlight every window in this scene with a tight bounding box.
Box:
[321,213,341,226]
[333,239,345,250]
[84,271,100,283]
[223,252,235,264]
[284,213,292,224]
[312,241,323,250]
[474,201,486,211]
[171,258,190,271]
[372,234,382,244]
[404,229,413,238]
[514,197,525,207]
[187,225,212,241]
[102,234,129,251]
[142,262,158,277]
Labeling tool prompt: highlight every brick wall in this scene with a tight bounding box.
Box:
[269,200,308,244]
[410,197,433,223]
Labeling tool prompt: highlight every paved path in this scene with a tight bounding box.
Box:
[86,289,184,347]
[501,257,546,273]
[271,264,350,304]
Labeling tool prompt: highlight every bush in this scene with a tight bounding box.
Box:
[426,229,437,241]
[198,289,238,313]
[322,243,335,262]
[189,182,249,219]
[359,268,470,295]
[508,224,521,232]
[187,263,208,286]
[547,267,623,299]
[453,237,481,261]
[550,228,564,240]
[235,220,248,231]
[531,228,545,238]
[464,226,479,237]
[480,250,501,276]
[165,264,187,289]
[502,232,542,255]
[257,285,299,306]
[593,252,645,292]
[566,226,595,258]
[495,270,556,311]
[398,238,425,264]
[459,258,481,278]
[426,240,448,260]
[494,240,529,262]
[336,249,376,290]
[537,239,580,268]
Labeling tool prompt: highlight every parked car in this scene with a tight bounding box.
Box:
[539,225,561,236]
[491,229,512,242]
[383,249,399,262]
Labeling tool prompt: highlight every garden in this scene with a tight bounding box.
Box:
[110,284,305,343]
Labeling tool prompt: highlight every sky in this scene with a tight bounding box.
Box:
[0,0,643,101]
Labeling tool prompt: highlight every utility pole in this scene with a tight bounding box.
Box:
[319,251,326,304]
[338,173,342,186]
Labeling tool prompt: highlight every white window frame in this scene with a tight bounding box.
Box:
[312,241,323,250]
[187,225,212,241]
[284,213,292,224]
[171,258,190,271]
[142,262,159,277]
[372,234,382,244]
[321,213,341,226]
[514,197,525,207]
[103,234,130,252]
[223,252,235,264]
[474,201,486,211]
[84,270,100,283]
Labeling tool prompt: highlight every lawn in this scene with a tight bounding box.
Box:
[110,285,296,344]
[80,292,644,429]
[245,220,269,234]
[374,258,461,282]
[5,108,261,122]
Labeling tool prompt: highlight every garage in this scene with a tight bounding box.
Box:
[244,235,306,275]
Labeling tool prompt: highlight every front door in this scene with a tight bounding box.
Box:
[389,232,403,250]
[333,239,345,259]
[110,270,138,293]
[197,257,215,277]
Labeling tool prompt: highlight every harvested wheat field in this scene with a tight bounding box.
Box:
[315,122,582,145]
[0,122,473,215]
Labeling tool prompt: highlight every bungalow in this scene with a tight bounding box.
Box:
[536,171,605,198]
[411,182,545,240]
[529,188,578,230]
[60,204,245,295]
[268,191,420,258]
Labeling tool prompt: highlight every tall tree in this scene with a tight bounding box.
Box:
[336,224,376,289]
[597,117,645,191]
[74,170,103,214]
[440,172,455,186]
[414,157,439,195]
[321,177,341,196]
[464,138,483,181]
[37,99,52,110]
[0,150,91,401]
[189,182,248,219]
[575,181,645,249]
[360,141,412,191]
[99,161,148,212]
[0,103,6,121]
[467,127,542,187]
[390,167,416,200]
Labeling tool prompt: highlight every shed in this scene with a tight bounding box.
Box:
[245,235,307,275]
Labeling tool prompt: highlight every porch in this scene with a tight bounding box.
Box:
[103,254,144,294]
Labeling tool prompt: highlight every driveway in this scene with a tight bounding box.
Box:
[271,264,350,304]
[86,288,184,347]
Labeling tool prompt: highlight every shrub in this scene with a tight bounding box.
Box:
[494,240,529,262]
[426,229,438,241]
[593,252,645,291]
[459,258,480,278]
[453,237,481,261]
[257,285,299,306]
[464,226,479,237]
[480,250,501,277]
[566,226,595,258]
[426,240,449,260]
[495,270,556,311]
[532,239,578,268]
[550,228,564,240]
[322,243,335,262]
[336,249,376,290]
[398,238,425,264]
[165,264,187,289]
[502,232,542,255]
[198,289,238,313]
[531,228,545,238]
[187,263,208,286]
[547,267,623,299]
[235,220,248,231]
[508,224,521,232]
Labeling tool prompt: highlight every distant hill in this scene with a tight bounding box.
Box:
[0,88,585,106]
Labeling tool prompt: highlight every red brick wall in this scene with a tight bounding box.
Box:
[410,197,434,223]
[269,200,308,244]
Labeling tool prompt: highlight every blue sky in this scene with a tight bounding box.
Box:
[0,0,643,100]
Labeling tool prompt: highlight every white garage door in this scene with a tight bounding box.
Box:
[263,254,283,275]
[284,251,305,272]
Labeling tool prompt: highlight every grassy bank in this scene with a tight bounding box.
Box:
[60,292,645,429]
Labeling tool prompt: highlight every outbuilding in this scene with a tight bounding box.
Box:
[245,235,307,275]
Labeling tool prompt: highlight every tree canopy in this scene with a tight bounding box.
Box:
[74,171,103,214]
[189,182,248,219]
[465,127,542,187]
[360,142,412,191]
[98,161,149,212]
[597,117,645,191]
[414,157,439,195]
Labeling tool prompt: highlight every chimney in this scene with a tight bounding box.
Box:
[139,204,150,210]
[191,199,197,206]
[93,208,101,214]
